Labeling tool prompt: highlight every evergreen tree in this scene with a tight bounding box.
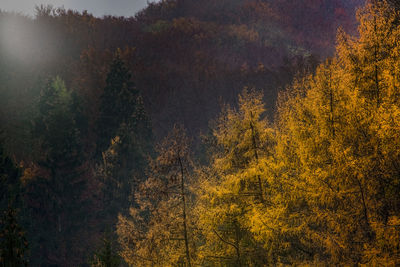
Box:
[27,76,89,265]
[96,50,152,234]
[96,50,140,157]
[98,95,152,220]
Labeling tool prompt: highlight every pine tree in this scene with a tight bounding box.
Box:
[95,50,152,234]
[27,76,88,265]
[96,50,140,157]
[98,94,152,216]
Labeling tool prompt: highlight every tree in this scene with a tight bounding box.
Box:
[195,88,274,266]
[98,116,151,223]
[95,50,152,233]
[96,50,140,157]
[97,92,152,242]
[117,125,196,266]
[26,76,89,265]
[270,1,400,264]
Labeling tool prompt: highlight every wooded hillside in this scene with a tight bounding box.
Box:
[9,1,400,266]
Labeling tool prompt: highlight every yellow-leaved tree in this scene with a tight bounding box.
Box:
[117,125,197,266]
[272,1,400,265]
[195,88,275,266]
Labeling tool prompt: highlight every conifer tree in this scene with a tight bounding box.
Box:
[96,50,140,157]
[27,76,88,265]
[196,88,274,266]
[97,102,152,246]
[96,50,152,230]
[98,95,152,223]
[271,1,400,264]
[117,125,195,266]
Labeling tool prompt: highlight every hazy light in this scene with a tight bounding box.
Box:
[0,14,36,65]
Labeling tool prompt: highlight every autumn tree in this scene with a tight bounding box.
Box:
[117,125,196,266]
[195,88,274,266]
[271,1,400,264]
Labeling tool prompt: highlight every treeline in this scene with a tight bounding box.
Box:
[0,0,360,159]
[116,1,400,266]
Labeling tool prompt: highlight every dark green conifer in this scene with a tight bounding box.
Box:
[28,76,88,265]
[96,51,140,156]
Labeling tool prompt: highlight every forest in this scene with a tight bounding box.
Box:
[2,0,400,266]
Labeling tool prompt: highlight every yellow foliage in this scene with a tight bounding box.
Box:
[117,1,400,265]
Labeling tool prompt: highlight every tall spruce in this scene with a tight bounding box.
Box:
[98,113,151,224]
[27,77,88,265]
[96,50,140,157]
[96,54,152,231]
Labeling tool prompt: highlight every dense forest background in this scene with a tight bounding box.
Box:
[4,0,400,266]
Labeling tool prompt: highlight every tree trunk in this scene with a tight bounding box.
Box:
[178,156,191,267]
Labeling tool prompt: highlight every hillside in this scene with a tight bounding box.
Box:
[0,0,367,265]
[1,0,363,148]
